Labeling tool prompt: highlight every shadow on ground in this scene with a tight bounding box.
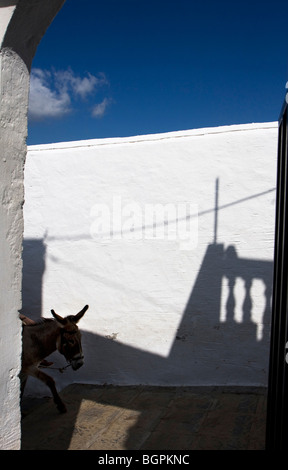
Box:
[21,384,267,450]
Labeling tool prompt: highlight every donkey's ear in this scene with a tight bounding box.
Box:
[73,305,89,323]
[51,309,66,325]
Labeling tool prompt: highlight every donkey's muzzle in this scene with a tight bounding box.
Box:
[71,355,84,371]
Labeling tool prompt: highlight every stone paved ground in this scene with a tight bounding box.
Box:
[21,385,267,450]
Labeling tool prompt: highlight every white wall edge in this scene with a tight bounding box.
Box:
[28,122,278,152]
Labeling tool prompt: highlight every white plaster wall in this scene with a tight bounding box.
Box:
[0,3,26,449]
[23,122,277,395]
[0,48,27,450]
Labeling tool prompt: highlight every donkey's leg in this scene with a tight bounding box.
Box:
[29,366,67,413]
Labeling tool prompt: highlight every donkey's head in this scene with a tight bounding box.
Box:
[51,305,89,371]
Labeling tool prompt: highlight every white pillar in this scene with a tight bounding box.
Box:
[0,0,66,449]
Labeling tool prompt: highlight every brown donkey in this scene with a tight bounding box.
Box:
[19,305,89,413]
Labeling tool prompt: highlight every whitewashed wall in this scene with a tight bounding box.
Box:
[23,122,277,395]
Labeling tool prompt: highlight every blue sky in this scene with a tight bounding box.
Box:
[27,0,288,145]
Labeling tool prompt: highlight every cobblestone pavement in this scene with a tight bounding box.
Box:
[21,385,267,450]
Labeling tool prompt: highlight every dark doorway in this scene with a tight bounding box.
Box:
[266,98,288,450]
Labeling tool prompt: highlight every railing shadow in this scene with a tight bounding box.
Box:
[21,236,273,449]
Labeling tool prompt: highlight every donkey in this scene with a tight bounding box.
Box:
[19,305,89,413]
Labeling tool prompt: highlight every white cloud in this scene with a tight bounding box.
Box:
[28,69,71,121]
[91,97,112,118]
[54,69,108,100]
[29,68,110,121]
